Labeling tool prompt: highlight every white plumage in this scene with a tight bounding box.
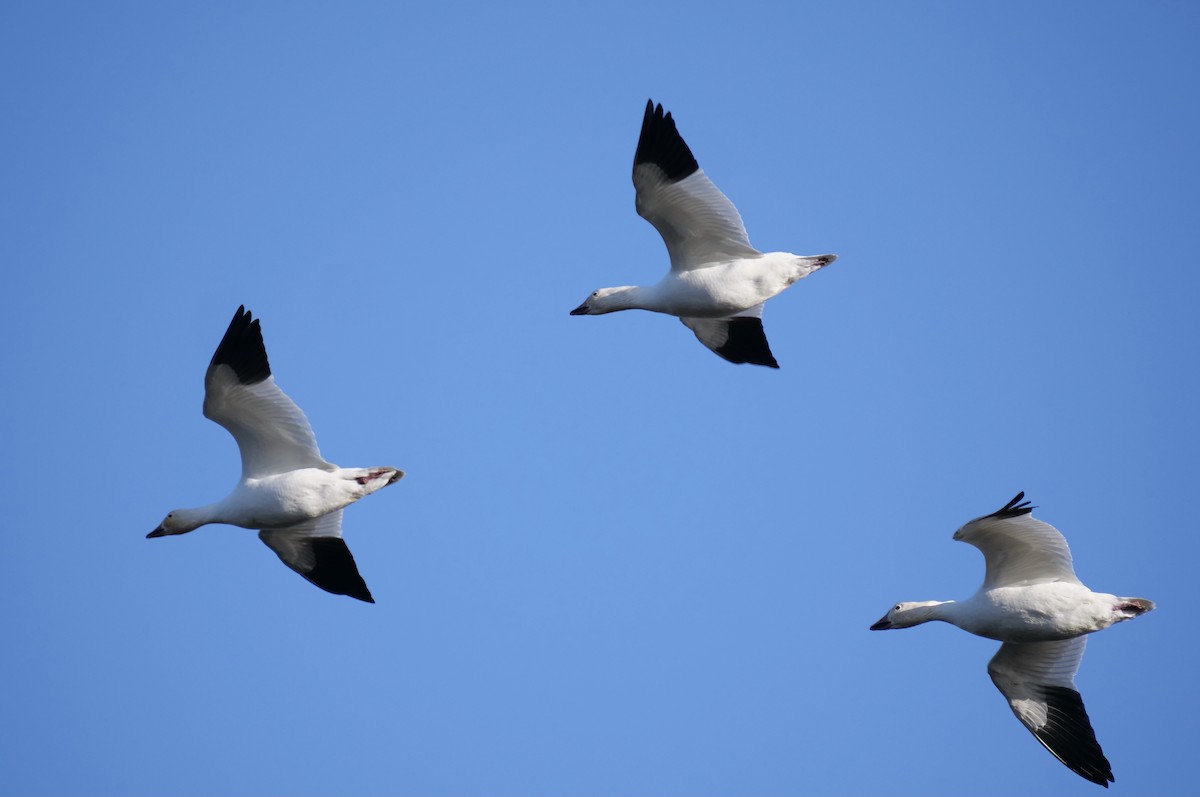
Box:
[147,306,403,603]
[871,492,1154,787]
[571,100,836,368]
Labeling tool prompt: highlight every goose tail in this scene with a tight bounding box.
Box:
[1116,597,1155,619]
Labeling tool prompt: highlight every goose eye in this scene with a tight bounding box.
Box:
[894,604,902,611]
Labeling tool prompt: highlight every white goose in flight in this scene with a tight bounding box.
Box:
[147,306,403,602]
[570,100,836,368]
[870,492,1154,787]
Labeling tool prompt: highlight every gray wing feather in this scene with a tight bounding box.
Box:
[634,166,758,271]
[954,498,1081,589]
[988,638,1113,787]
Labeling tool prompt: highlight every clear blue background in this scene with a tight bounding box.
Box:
[2,3,1195,795]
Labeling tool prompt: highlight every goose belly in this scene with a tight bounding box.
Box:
[231,470,353,528]
[962,584,1106,641]
[656,264,780,318]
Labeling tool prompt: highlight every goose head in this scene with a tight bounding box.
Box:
[570,287,637,315]
[147,509,205,538]
[870,601,947,630]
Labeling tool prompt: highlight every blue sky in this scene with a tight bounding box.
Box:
[2,2,1197,795]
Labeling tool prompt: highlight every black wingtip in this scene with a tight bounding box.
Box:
[990,491,1034,520]
[210,305,271,385]
[633,99,700,182]
[714,317,780,368]
[303,537,375,603]
[1034,685,1115,787]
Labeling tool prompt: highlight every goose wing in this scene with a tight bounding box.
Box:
[633,100,759,272]
[679,303,778,367]
[988,638,1113,787]
[258,510,374,603]
[202,306,333,480]
[953,492,1082,589]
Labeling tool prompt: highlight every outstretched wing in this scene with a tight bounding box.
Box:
[988,638,1113,787]
[953,492,1082,589]
[202,306,333,480]
[679,303,779,367]
[633,100,759,272]
[258,510,374,603]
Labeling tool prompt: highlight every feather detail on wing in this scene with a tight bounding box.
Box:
[680,304,778,367]
[259,511,374,603]
[953,492,1081,589]
[633,101,758,271]
[203,307,332,479]
[988,638,1113,787]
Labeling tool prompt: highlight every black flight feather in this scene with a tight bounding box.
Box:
[296,537,375,604]
[210,305,271,386]
[1032,685,1114,787]
[633,100,700,182]
[988,491,1035,521]
[713,317,779,368]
